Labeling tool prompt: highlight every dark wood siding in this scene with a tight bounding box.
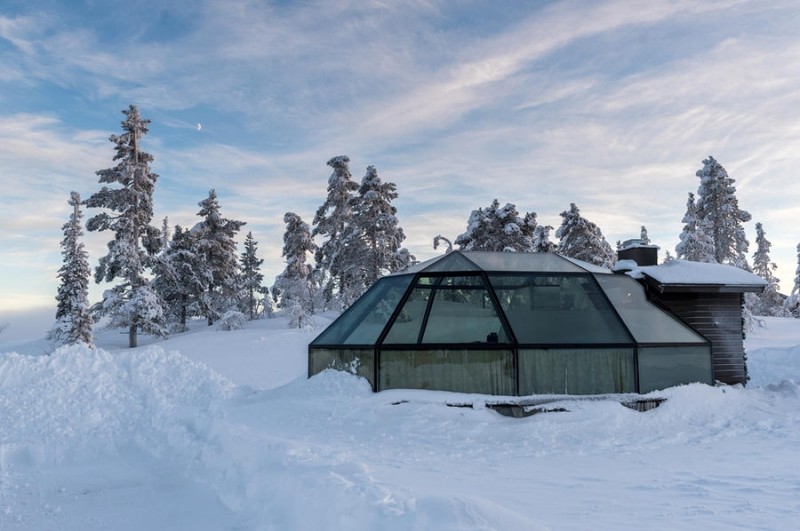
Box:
[650,292,746,385]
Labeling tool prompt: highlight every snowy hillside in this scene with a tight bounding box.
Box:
[1,316,799,530]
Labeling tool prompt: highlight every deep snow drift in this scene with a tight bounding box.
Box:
[1,316,799,530]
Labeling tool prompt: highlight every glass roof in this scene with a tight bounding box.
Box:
[313,251,708,349]
[465,252,590,273]
[595,275,707,344]
[391,251,608,276]
[311,275,414,345]
[488,274,631,344]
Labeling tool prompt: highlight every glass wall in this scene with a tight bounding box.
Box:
[379,348,515,395]
[519,348,636,395]
[308,347,375,388]
[637,346,713,393]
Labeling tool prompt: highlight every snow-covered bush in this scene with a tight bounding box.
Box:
[216,310,247,331]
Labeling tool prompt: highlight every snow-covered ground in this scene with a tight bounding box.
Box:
[1,315,799,530]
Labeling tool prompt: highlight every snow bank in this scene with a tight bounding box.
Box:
[1,316,800,529]
[0,345,234,464]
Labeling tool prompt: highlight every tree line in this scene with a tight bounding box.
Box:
[47,106,800,350]
[48,106,413,348]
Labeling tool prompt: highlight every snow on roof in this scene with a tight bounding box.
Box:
[626,259,767,288]
[620,239,660,250]
[612,259,639,272]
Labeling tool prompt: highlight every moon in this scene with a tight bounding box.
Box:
[196,123,202,131]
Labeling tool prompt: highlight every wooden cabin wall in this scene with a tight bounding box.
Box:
[650,292,746,385]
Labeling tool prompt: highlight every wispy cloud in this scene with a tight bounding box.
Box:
[2,0,800,310]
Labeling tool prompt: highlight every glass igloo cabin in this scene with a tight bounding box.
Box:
[309,251,712,396]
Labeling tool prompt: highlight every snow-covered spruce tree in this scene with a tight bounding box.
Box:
[694,156,752,268]
[152,225,205,332]
[455,199,536,252]
[312,155,359,310]
[160,216,170,251]
[48,191,93,347]
[273,212,316,328]
[556,203,615,268]
[640,226,650,245]
[533,225,557,253]
[192,189,246,326]
[348,165,413,292]
[675,192,715,262]
[783,243,800,318]
[239,231,267,320]
[751,222,785,316]
[84,105,165,348]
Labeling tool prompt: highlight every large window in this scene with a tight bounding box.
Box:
[637,346,712,393]
[519,348,636,395]
[380,348,515,395]
[489,275,631,344]
[383,275,510,345]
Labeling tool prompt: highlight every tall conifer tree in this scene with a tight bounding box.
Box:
[49,192,93,347]
[273,212,316,328]
[84,105,165,347]
[455,199,536,252]
[694,156,752,268]
[556,203,615,267]
[312,156,359,309]
[152,225,204,331]
[192,189,245,325]
[676,192,715,262]
[347,165,412,294]
[751,223,785,316]
[783,243,800,318]
[239,231,266,320]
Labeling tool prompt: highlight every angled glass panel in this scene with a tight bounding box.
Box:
[379,348,514,395]
[311,275,413,345]
[421,276,510,344]
[435,275,486,287]
[391,254,446,276]
[594,275,708,344]
[519,348,636,395]
[382,287,431,344]
[423,252,481,273]
[466,252,586,273]
[489,274,631,344]
[562,257,612,273]
[637,346,713,393]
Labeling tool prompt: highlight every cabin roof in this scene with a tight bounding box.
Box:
[627,259,767,293]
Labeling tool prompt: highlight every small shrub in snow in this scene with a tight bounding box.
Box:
[216,310,247,331]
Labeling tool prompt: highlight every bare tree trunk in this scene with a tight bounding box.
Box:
[129,322,138,348]
[207,286,214,326]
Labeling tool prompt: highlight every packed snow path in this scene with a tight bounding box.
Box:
[1,317,799,530]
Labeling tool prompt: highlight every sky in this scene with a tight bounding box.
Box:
[1,0,799,314]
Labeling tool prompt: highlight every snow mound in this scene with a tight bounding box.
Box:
[0,345,234,467]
